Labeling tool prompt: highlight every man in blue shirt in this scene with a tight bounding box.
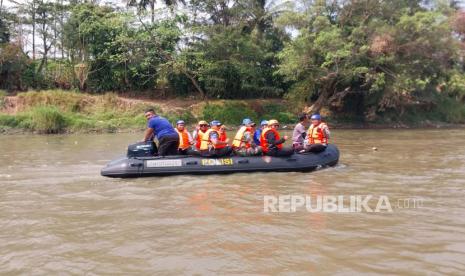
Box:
[143,109,179,156]
[253,120,268,145]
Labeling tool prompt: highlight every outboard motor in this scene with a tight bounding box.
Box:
[127,141,157,158]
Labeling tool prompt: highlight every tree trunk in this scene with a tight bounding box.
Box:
[150,1,155,24]
[60,0,64,59]
[53,4,57,59]
[309,77,337,114]
[37,37,50,74]
[32,1,36,61]
[184,71,206,100]
[37,16,49,74]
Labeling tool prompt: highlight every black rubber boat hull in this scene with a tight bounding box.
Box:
[101,144,339,178]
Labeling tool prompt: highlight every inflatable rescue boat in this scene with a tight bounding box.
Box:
[101,142,340,178]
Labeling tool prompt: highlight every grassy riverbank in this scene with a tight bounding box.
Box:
[1,90,464,134]
[0,90,296,134]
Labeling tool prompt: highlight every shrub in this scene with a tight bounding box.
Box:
[436,96,465,123]
[67,115,97,130]
[16,90,86,112]
[202,102,258,125]
[29,106,67,133]
[0,114,19,127]
[260,103,296,124]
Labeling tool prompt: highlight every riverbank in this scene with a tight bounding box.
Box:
[0,90,298,134]
[1,90,464,134]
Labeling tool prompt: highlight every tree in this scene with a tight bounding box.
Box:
[181,0,289,98]
[35,0,55,73]
[127,0,184,23]
[277,0,463,119]
[0,13,10,44]
[0,43,31,90]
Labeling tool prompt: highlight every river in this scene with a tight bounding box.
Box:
[1,129,464,274]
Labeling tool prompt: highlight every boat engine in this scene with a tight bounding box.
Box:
[127,141,157,158]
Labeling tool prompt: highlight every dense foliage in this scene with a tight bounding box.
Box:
[1,0,465,122]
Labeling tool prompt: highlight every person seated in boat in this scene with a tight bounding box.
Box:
[199,120,232,157]
[175,120,195,155]
[219,124,228,144]
[192,120,209,150]
[143,108,179,156]
[300,114,330,153]
[232,118,262,156]
[292,113,309,151]
[260,119,294,157]
[253,120,268,146]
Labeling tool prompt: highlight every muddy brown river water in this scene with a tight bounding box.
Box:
[1,129,464,274]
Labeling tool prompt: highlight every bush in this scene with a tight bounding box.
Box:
[29,106,67,133]
[17,90,86,112]
[0,114,19,127]
[161,109,197,125]
[436,96,465,123]
[66,115,97,130]
[0,43,31,90]
[260,103,296,124]
[202,102,258,125]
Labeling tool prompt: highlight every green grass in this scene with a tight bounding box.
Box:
[0,114,20,127]
[3,89,463,134]
[260,103,296,124]
[201,101,298,125]
[1,90,302,134]
[29,106,67,134]
[17,90,87,112]
[202,102,259,124]
[0,90,154,133]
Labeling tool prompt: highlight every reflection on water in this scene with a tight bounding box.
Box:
[1,130,465,274]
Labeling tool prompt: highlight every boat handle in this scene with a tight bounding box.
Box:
[287,158,297,162]
[186,161,198,165]
[130,163,142,167]
[238,160,249,164]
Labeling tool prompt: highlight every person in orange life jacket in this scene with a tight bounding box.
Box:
[260,119,294,157]
[219,124,228,143]
[175,120,195,155]
[199,120,232,157]
[301,114,330,153]
[233,118,262,156]
[292,113,309,151]
[192,120,209,150]
[143,109,179,156]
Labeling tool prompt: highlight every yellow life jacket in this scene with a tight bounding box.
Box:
[232,126,248,148]
[200,129,219,150]
[195,129,206,149]
[308,122,329,145]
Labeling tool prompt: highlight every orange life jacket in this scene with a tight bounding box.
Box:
[216,131,227,149]
[176,128,190,150]
[195,129,206,150]
[260,127,283,153]
[307,122,328,145]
